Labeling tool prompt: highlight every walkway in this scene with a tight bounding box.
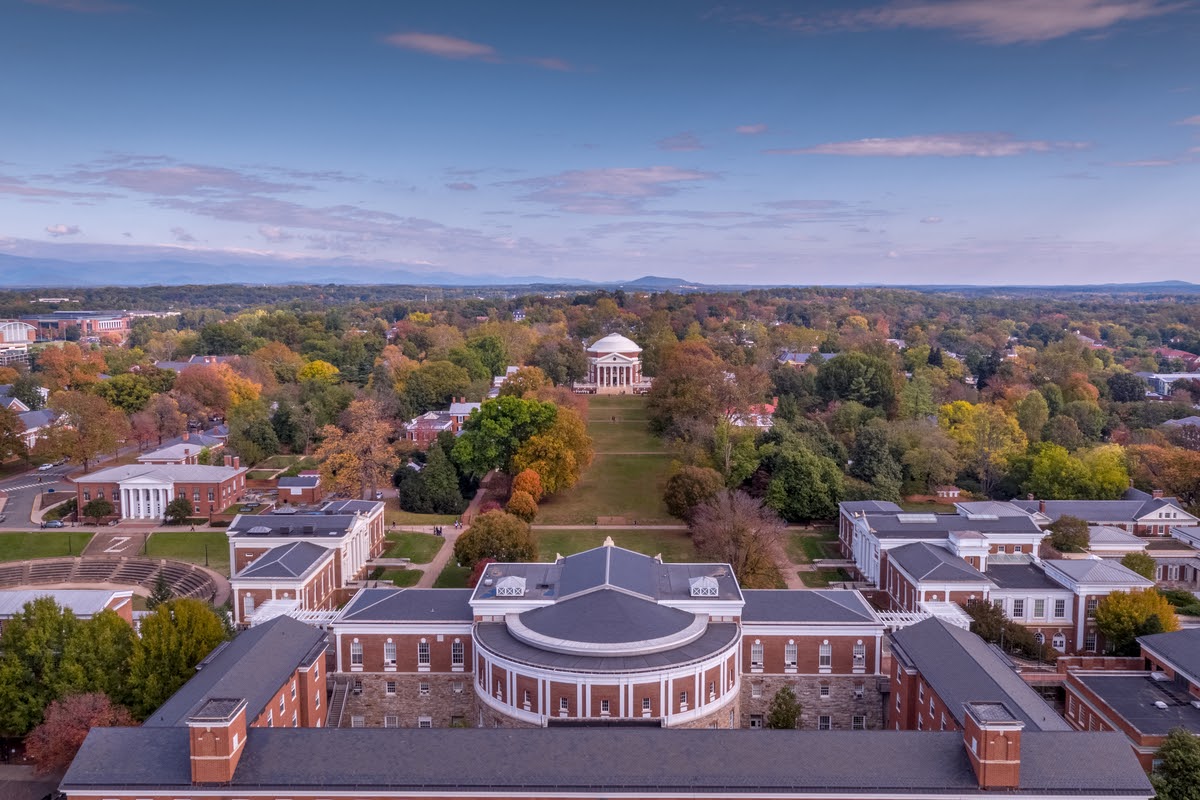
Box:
[413,526,461,588]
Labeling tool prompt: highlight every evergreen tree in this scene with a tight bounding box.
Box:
[147,571,173,610]
[1152,727,1200,800]
[766,686,802,729]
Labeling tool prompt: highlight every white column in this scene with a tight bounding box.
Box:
[120,488,127,519]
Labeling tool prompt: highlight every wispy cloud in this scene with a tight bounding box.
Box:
[921,216,943,223]
[170,226,196,242]
[258,226,293,243]
[769,132,1088,157]
[504,166,716,215]
[384,31,572,70]
[1178,114,1200,125]
[735,123,769,135]
[445,182,477,191]
[23,0,131,12]
[0,172,111,200]
[45,223,80,237]
[730,0,1182,44]
[68,161,306,196]
[657,132,705,151]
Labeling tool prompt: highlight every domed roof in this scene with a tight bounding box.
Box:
[587,333,641,354]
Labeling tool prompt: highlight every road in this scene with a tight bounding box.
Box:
[0,464,73,530]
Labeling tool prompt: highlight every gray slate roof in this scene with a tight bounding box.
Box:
[236,541,332,580]
[888,542,990,583]
[890,617,1071,732]
[839,500,904,514]
[741,589,880,624]
[1044,558,1155,586]
[519,589,693,643]
[229,513,359,538]
[142,616,325,728]
[862,512,1042,539]
[1138,627,1200,686]
[18,408,55,431]
[986,563,1068,592]
[1010,496,1188,523]
[77,463,244,484]
[61,727,1152,796]
[337,588,473,622]
[278,475,320,488]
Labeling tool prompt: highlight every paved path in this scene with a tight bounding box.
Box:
[530,523,687,530]
[409,526,461,588]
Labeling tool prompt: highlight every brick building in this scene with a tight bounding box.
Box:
[72,461,247,520]
[227,499,386,625]
[19,310,131,340]
[402,399,480,449]
[330,540,887,730]
[0,588,133,631]
[277,474,324,504]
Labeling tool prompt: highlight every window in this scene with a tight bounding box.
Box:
[918,683,924,702]
[819,684,830,698]
[751,641,764,671]
[290,682,296,700]
[1052,633,1066,651]
[852,715,866,731]
[708,681,716,700]
[452,681,464,694]
[917,715,924,730]
[418,717,432,729]
[559,697,569,713]
[384,641,396,666]
[207,489,214,501]
[1033,599,1045,618]
[291,712,297,727]
[315,692,320,709]
[83,490,90,501]
[1085,631,1098,651]
[267,710,273,727]
[419,683,430,696]
[993,598,1004,611]
[1067,696,1076,717]
[749,714,764,729]
[929,698,935,716]
[853,640,866,672]
[854,682,864,699]
[940,713,946,730]
[1012,599,1025,618]
[784,641,798,670]
[279,696,286,714]
[1054,599,1066,618]
[600,699,610,715]
[384,715,399,728]
[451,640,465,669]
[417,640,430,668]
[97,489,104,500]
[386,681,396,695]
[818,715,832,731]
[193,490,200,501]
[1014,545,1023,554]
[751,682,762,698]
[819,640,832,672]
[1086,597,1098,617]
[1034,632,1045,645]
[642,697,652,713]
[350,641,363,667]
[679,690,688,708]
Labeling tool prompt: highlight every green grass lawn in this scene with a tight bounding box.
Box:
[434,561,471,588]
[534,528,696,562]
[387,509,459,526]
[535,454,674,524]
[799,568,852,588]
[258,455,305,468]
[786,527,838,564]
[898,500,948,513]
[377,568,422,587]
[246,470,278,480]
[382,532,444,564]
[0,531,93,561]
[146,531,230,576]
[584,396,662,453]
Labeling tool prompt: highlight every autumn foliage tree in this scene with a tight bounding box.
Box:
[690,490,785,589]
[510,406,593,494]
[1095,589,1179,656]
[37,391,128,472]
[511,469,544,502]
[506,490,538,522]
[25,693,134,774]
[663,466,726,521]
[452,396,557,478]
[315,398,399,498]
[453,510,537,567]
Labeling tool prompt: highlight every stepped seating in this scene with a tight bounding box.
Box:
[0,563,29,587]
[27,560,74,583]
[0,556,219,601]
[73,559,121,582]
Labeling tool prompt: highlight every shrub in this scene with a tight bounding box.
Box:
[505,490,538,522]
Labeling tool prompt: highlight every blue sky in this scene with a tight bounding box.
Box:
[1,0,1198,285]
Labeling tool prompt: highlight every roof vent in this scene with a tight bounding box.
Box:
[495,576,526,597]
[966,513,999,521]
[689,576,719,597]
[1155,701,1169,710]
[1152,672,1170,682]
[248,526,271,534]
[897,514,938,524]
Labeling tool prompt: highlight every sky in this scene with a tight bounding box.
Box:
[1,0,1198,286]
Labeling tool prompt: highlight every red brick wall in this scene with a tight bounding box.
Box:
[743,634,875,675]
[342,632,472,673]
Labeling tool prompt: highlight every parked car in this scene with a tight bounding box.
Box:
[375,491,384,500]
[37,463,54,471]
[41,520,64,528]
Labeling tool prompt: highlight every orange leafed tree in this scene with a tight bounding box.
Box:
[25,693,134,774]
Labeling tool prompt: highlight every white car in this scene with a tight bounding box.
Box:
[37,463,55,472]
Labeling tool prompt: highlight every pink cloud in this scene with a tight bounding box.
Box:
[735,123,769,135]
[45,223,80,237]
[657,132,705,152]
[1177,115,1200,125]
[770,132,1089,157]
[446,182,477,191]
[384,32,497,60]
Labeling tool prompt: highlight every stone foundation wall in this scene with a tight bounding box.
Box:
[341,673,476,728]
[478,698,740,729]
[739,674,885,731]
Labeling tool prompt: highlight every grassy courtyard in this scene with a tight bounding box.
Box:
[786,527,839,564]
[0,531,93,561]
[386,508,459,526]
[375,568,422,587]
[382,532,444,564]
[146,531,230,576]
[434,561,471,588]
[534,528,695,562]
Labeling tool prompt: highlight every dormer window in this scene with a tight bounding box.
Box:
[495,576,526,597]
[689,576,719,597]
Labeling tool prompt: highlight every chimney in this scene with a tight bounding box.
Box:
[963,702,1023,790]
[1039,499,1046,514]
[233,456,239,469]
[223,454,233,467]
[187,698,248,784]
[1153,488,1164,499]
[183,431,189,442]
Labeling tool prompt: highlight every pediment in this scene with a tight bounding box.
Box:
[594,353,637,364]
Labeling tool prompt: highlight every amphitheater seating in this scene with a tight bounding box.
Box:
[0,556,221,602]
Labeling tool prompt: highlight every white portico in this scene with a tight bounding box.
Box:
[120,476,175,520]
[575,333,653,395]
[74,463,247,521]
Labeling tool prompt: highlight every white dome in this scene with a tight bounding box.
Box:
[587,333,641,354]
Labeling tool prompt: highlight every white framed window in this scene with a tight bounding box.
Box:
[386,681,396,695]
[350,715,364,728]
[751,682,763,699]
[917,715,924,730]
[642,697,652,713]
[918,683,924,702]
[350,641,363,667]
[290,681,296,700]
[559,697,568,713]
[749,714,764,729]
[267,710,273,727]
[279,696,285,714]
[452,681,463,694]
[451,640,465,669]
[1054,599,1066,618]
[1052,632,1066,651]
[1086,631,1098,651]
[1035,632,1045,645]
[417,640,430,669]
[679,690,688,709]
[854,682,864,699]
[818,715,832,731]
[1033,599,1045,618]
[384,641,396,667]
[940,712,946,730]
[852,715,866,730]
[419,683,430,696]
[384,715,399,728]
[600,699,610,715]
[418,716,432,728]
[315,692,320,709]
[852,640,866,672]
[819,684,830,698]
[751,640,764,671]
[818,640,832,672]
[784,640,797,670]
[523,690,531,709]
[1086,598,1098,617]
[291,712,297,727]
[1012,599,1025,618]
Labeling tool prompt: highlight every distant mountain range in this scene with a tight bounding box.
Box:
[0,253,1197,294]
